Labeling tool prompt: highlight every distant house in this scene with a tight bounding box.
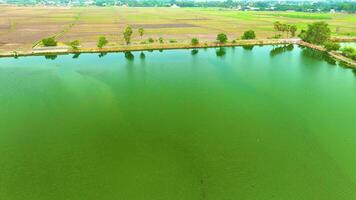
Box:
[246,6,260,11]
[235,6,242,11]
[170,4,180,8]
[84,0,94,6]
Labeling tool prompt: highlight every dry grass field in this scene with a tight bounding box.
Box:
[0,6,355,53]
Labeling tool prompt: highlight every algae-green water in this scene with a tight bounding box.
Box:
[0,45,356,199]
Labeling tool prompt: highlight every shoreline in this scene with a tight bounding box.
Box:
[1,39,301,58]
[1,38,355,68]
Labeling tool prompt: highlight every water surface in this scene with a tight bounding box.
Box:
[1,45,356,200]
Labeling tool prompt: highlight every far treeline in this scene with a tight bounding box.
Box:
[41,21,355,61]
[3,0,356,12]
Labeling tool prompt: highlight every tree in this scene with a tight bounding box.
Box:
[97,36,108,48]
[290,25,298,37]
[241,30,256,40]
[274,21,282,33]
[191,38,199,45]
[286,25,291,38]
[42,37,57,47]
[280,24,289,37]
[148,38,154,43]
[123,26,133,45]
[217,33,228,44]
[138,27,144,39]
[69,40,80,50]
[159,37,164,43]
[324,42,340,51]
[301,22,331,45]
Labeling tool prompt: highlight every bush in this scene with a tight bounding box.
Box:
[341,46,356,60]
[148,38,154,43]
[217,33,228,44]
[169,39,177,43]
[341,46,355,55]
[97,36,108,48]
[159,37,164,43]
[69,40,80,50]
[42,37,57,47]
[241,30,256,40]
[191,38,199,45]
[269,34,282,39]
[324,42,340,51]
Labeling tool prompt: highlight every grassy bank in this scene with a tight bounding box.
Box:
[1,39,300,58]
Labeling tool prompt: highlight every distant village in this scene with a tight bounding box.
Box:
[0,0,355,13]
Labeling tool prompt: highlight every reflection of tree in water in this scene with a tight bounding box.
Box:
[270,44,294,57]
[72,53,80,59]
[216,47,226,57]
[45,54,57,60]
[339,61,354,69]
[352,69,356,77]
[125,51,134,61]
[191,49,198,56]
[301,48,336,65]
[242,45,254,51]
[98,52,107,58]
[148,49,153,52]
[159,49,163,53]
[140,52,145,60]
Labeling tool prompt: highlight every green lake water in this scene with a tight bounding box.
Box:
[0,45,356,200]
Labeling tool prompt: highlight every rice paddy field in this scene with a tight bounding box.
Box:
[0,6,355,52]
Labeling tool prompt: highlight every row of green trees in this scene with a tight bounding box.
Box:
[42,29,257,50]
[94,27,257,48]
[273,22,298,38]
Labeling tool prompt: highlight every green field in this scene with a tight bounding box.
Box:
[0,6,355,52]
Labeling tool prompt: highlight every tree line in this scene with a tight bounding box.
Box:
[4,0,356,12]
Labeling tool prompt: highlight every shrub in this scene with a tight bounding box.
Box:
[42,37,57,47]
[324,42,340,51]
[191,38,199,45]
[241,30,256,40]
[69,40,80,50]
[341,46,356,60]
[269,34,282,39]
[148,38,154,43]
[138,28,144,38]
[97,36,108,48]
[169,39,177,43]
[159,37,164,43]
[341,46,355,55]
[217,33,228,44]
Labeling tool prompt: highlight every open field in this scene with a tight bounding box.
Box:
[0,6,355,53]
